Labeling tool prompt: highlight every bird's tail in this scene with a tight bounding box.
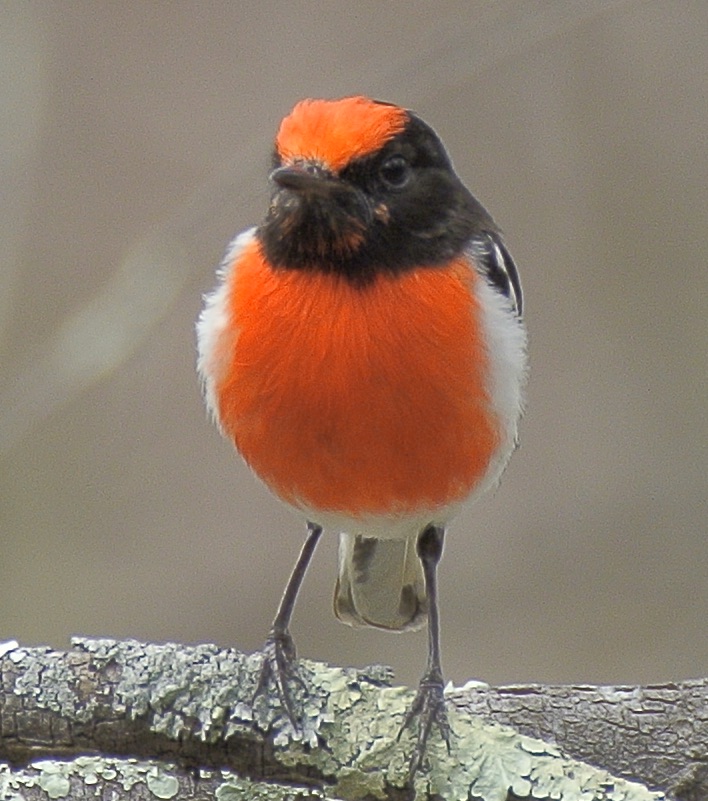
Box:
[334,532,427,631]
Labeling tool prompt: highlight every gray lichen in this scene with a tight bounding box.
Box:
[1,638,674,800]
[269,680,670,800]
[0,757,185,800]
[215,772,327,800]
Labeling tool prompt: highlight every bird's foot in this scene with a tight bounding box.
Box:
[252,628,305,731]
[399,671,451,783]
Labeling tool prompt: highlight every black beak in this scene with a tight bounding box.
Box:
[263,162,372,267]
[270,163,337,195]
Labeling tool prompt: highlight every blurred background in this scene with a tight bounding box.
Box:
[1,2,706,689]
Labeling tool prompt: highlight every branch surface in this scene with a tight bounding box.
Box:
[0,638,704,800]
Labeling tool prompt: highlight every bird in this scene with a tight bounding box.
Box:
[197,95,527,779]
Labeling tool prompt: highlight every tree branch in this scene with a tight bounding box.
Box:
[0,638,704,800]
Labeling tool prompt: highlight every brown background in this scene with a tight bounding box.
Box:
[1,2,706,689]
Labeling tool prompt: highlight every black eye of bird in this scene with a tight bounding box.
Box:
[378,155,412,189]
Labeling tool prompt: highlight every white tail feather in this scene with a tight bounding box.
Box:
[334,532,427,631]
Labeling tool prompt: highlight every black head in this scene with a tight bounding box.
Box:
[259,103,498,286]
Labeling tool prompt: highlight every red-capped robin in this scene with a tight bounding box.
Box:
[197,96,527,778]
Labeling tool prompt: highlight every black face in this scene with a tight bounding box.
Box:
[259,114,497,285]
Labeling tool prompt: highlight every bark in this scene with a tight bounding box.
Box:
[0,638,704,801]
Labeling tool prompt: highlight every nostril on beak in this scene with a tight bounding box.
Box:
[270,162,335,192]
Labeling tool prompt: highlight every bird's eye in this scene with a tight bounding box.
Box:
[378,155,412,189]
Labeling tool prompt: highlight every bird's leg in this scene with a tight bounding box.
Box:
[399,524,451,781]
[253,521,323,729]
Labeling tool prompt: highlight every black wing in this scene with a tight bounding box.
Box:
[469,233,523,317]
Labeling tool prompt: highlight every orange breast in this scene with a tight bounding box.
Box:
[215,239,499,516]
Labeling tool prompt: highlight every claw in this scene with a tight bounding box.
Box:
[399,672,451,783]
[252,629,304,730]
[251,523,323,731]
